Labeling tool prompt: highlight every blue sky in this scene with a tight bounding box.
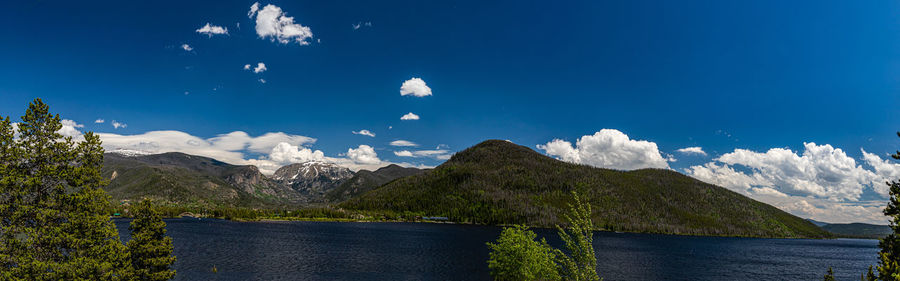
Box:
[2,0,900,223]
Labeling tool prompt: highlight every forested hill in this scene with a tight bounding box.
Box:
[340,140,831,238]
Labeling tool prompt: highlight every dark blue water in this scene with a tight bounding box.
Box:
[115,219,878,281]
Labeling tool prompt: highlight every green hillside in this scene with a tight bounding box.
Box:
[102,152,297,208]
[325,164,425,202]
[341,140,831,238]
[821,223,891,239]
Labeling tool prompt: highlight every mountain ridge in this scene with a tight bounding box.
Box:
[340,139,831,238]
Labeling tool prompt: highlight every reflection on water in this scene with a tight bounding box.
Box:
[115,219,878,281]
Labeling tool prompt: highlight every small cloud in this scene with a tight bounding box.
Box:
[184,91,190,95]
[347,145,380,164]
[352,129,376,137]
[676,146,707,156]
[390,140,418,147]
[196,23,229,37]
[352,23,361,30]
[394,150,413,157]
[250,3,313,45]
[111,120,127,129]
[181,44,193,51]
[94,119,105,124]
[258,78,267,84]
[400,78,432,97]
[253,62,267,73]
[365,22,372,27]
[400,112,419,120]
[243,64,251,70]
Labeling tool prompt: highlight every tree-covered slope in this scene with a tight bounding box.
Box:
[341,140,831,238]
[102,152,299,207]
[325,164,426,202]
[821,223,892,239]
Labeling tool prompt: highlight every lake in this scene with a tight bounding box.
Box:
[115,218,879,281]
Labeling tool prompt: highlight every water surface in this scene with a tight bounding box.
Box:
[115,219,878,280]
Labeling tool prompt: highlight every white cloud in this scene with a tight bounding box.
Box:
[243,64,251,70]
[268,142,326,164]
[392,149,452,159]
[347,145,380,164]
[196,23,229,37]
[258,78,267,84]
[58,119,84,138]
[181,44,193,51]
[400,78,432,97]
[390,140,418,147]
[352,23,361,30]
[352,129,375,137]
[676,146,707,156]
[861,149,900,197]
[687,143,880,201]
[250,3,313,45]
[94,119,105,124]
[400,112,419,120]
[111,120,126,129]
[248,2,260,18]
[253,62,267,73]
[537,129,670,170]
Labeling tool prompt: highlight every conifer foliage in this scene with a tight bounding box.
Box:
[127,199,176,281]
[876,132,900,281]
[0,98,132,279]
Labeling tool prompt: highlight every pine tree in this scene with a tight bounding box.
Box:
[824,267,836,281]
[127,199,176,281]
[876,132,900,281]
[0,98,132,280]
[864,265,877,281]
[555,191,600,281]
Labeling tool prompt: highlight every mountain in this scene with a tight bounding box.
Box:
[341,140,832,238]
[820,222,892,239]
[806,219,828,227]
[102,152,300,206]
[272,161,354,198]
[325,164,426,202]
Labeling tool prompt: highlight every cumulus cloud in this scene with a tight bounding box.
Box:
[243,64,251,70]
[253,62,267,73]
[347,145,380,164]
[94,119,105,124]
[686,143,881,201]
[58,119,84,138]
[268,142,326,164]
[196,23,229,37]
[537,129,670,170]
[676,146,707,156]
[394,150,413,157]
[400,112,420,120]
[352,129,375,137]
[250,3,313,45]
[111,120,126,129]
[400,78,432,97]
[181,44,193,51]
[390,140,418,147]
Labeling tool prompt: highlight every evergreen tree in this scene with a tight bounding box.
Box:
[824,267,835,281]
[877,132,900,281]
[127,199,176,281]
[864,265,878,281]
[555,191,600,281]
[0,98,132,280]
[486,225,560,281]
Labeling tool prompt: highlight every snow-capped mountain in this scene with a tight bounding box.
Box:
[271,161,354,196]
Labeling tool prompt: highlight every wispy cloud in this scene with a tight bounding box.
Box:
[196,23,229,37]
[352,129,375,137]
